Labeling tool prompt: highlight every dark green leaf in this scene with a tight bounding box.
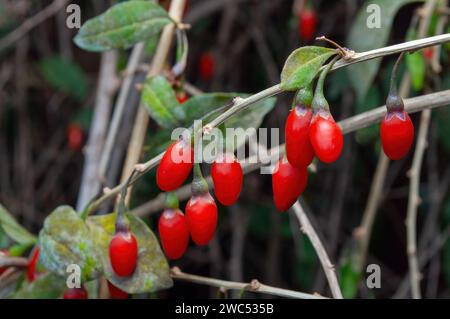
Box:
[13,272,66,299]
[184,93,235,123]
[38,206,101,281]
[39,56,89,101]
[347,0,423,102]
[0,204,36,245]
[74,1,173,52]
[86,213,172,294]
[142,75,185,128]
[280,46,336,91]
[339,258,361,299]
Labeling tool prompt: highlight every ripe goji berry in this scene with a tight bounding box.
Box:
[159,208,189,259]
[157,139,194,192]
[63,286,88,299]
[177,91,188,104]
[211,153,243,206]
[285,85,315,168]
[272,158,308,212]
[380,53,414,160]
[109,231,138,277]
[309,109,343,163]
[309,56,343,164]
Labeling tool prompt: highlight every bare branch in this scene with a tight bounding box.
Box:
[170,267,326,299]
[290,202,343,299]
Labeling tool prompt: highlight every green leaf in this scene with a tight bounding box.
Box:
[13,272,66,299]
[86,213,172,294]
[183,93,236,123]
[74,1,173,52]
[141,75,185,128]
[406,51,425,92]
[280,46,337,91]
[340,260,361,299]
[38,206,101,281]
[0,204,36,245]
[347,0,423,102]
[39,56,89,101]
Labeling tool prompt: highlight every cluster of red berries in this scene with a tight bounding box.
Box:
[274,59,344,212]
[156,138,243,260]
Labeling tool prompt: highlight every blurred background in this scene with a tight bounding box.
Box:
[1,0,450,298]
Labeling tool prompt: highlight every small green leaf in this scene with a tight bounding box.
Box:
[280,46,336,91]
[142,75,185,128]
[347,0,424,102]
[406,52,425,92]
[74,1,173,52]
[86,213,172,294]
[13,272,66,299]
[340,259,361,299]
[38,206,101,281]
[0,204,36,245]
[39,56,89,100]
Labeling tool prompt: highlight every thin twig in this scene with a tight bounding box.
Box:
[0,0,69,52]
[0,256,28,268]
[290,202,343,299]
[405,0,438,299]
[170,267,326,299]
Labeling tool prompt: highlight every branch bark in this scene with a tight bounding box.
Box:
[170,266,326,299]
[290,202,343,299]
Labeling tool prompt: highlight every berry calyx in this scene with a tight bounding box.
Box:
[199,53,214,81]
[158,193,190,259]
[185,163,218,246]
[27,246,40,282]
[156,139,194,192]
[381,53,414,160]
[0,249,9,275]
[67,123,84,151]
[309,56,343,164]
[107,281,128,299]
[211,153,243,206]
[63,286,88,299]
[272,158,308,212]
[298,7,317,42]
[285,85,315,168]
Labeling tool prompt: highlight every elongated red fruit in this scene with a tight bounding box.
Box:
[157,140,194,192]
[381,111,414,160]
[64,286,88,299]
[108,281,128,299]
[285,106,315,167]
[109,231,138,277]
[211,153,243,206]
[27,246,40,282]
[272,158,308,212]
[199,53,214,80]
[309,109,343,163]
[67,123,84,151]
[158,208,189,259]
[298,8,317,42]
[185,193,218,245]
